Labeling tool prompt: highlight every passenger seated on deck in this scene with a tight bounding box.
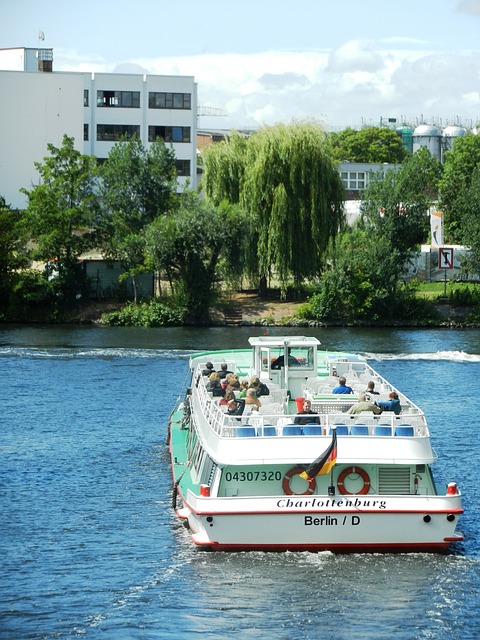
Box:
[218,363,233,380]
[202,361,215,376]
[245,403,260,418]
[271,348,299,369]
[225,374,241,396]
[219,391,235,406]
[294,399,320,425]
[245,388,261,409]
[332,376,354,394]
[364,381,380,399]
[347,393,382,415]
[377,392,401,415]
[237,379,250,398]
[227,397,245,416]
[250,376,270,397]
[206,372,224,395]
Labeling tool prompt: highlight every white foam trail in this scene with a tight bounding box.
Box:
[365,351,480,363]
[2,347,479,363]
[0,347,191,360]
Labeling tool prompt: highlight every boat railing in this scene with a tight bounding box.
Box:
[194,365,428,439]
[216,412,428,438]
[305,361,424,416]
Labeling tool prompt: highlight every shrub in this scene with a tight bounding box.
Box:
[6,271,59,322]
[446,285,480,307]
[296,279,440,325]
[102,299,185,327]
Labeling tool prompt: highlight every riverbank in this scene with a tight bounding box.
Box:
[69,294,478,329]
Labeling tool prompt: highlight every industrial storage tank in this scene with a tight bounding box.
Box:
[396,125,413,154]
[442,125,466,161]
[413,124,442,161]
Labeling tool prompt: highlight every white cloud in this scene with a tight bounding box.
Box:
[54,40,480,131]
[327,40,385,73]
[259,72,311,91]
[457,0,480,17]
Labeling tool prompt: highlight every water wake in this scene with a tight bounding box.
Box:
[367,350,480,363]
[2,347,479,363]
[0,347,191,360]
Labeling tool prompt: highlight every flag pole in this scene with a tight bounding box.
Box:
[328,466,335,495]
[328,424,336,495]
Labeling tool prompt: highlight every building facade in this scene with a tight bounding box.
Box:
[0,48,197,209]
[338,162,399,199]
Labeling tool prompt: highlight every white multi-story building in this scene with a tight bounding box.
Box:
[0,47,197,209]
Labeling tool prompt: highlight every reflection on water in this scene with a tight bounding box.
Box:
[167,547,479,640]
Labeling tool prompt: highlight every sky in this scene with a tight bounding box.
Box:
[2,0,480,131]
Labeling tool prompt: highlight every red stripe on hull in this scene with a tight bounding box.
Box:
[191,538,454,554]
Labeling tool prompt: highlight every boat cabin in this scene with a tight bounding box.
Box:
[249,336,320,399]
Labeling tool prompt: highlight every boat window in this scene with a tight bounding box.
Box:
[291,346,314,369]
[191,440,202,470]
[199,456,216,486]
[186,429,197,458]
[271,346,315,369]
[260,348,270,372]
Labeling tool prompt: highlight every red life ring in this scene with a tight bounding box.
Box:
[282,466,316,496]
[337,466,371,495]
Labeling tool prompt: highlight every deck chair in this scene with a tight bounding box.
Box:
[236,427,257,437]
[302,425,323,435]
[282,425,303,436]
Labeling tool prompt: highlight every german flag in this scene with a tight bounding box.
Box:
[299,429,337,480]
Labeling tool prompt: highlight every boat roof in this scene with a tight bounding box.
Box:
[248,336,321,348]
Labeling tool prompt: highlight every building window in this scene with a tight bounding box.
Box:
[84,124,89,141]
[148,92,191,110]
[96,90,140,108]
[96,124,140,141]
[355,172,365,189]
[175,159,191,176]
[148,126,191,143]
[347,171,366,190]
[341,171,366,190]
[84,90,89,107]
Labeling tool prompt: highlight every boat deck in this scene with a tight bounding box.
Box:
[185,348,433,466]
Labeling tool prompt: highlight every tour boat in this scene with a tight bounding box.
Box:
[168,336,464,552]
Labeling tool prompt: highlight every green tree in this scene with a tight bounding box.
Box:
[330,126,408,164]
[300,148,442,325]
[360,148,441,265]
[20,135,99,303]
[455,165,480,277]
[244,122,345,294]
[203,131,248,205]
[0,197,29,314]
[145,192,248,324]
[299,228,433,323]
[98,136,177,302]
[305,229,401,321]
[204,121,345,295]
[439,133,480,242]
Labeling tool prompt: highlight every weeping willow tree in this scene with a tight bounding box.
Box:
[203,121,345,295]
[203,131,249,205]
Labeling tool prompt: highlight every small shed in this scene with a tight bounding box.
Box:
[80,254,154,299]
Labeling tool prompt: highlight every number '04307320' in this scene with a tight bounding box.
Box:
[224,471,282,482]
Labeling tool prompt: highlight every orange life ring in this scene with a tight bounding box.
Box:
[282,466,316,496]
[337,466,371,495]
